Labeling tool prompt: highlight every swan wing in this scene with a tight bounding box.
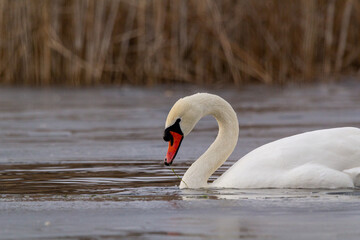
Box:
[212,127,360,188]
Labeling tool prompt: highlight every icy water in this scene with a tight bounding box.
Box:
[1,82,360,239]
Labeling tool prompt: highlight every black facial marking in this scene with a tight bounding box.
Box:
[163,118,183,145]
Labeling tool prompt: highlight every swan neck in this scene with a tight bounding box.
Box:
[181,95,239,188]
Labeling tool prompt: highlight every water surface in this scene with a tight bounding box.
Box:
[1,82,360,239]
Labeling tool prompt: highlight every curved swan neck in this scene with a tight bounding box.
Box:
[180,94,239,188]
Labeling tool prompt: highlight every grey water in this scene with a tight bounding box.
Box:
[1,81,360,239]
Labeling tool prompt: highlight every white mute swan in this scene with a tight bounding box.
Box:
[163,93,360,189]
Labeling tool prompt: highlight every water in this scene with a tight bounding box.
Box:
[1,82,360,239]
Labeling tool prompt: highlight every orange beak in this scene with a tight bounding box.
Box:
[164,131,183,166]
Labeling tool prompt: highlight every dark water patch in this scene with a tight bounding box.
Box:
[326,191,360,196]
[0,161,178,195]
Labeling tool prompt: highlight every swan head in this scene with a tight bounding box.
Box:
[163,94,204,165]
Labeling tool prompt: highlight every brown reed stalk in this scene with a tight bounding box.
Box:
[1,0,360,86]
[136,0,146,85]
[335,0,353,72]
[71,0,85,85]
[206,0,241,85]
[302,0,317,80]
[40,1,51,85]
[324,0,335,76]
[94,0,120,82]
[179,0,188,83]
[114,2,137,84]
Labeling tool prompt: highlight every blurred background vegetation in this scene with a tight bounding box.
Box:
[0,0,359,86]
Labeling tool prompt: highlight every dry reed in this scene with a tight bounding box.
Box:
[0,0,360,86]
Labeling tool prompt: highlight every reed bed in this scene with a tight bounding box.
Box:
[0,0,359,86]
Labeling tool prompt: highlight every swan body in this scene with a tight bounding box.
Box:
[163,93,360,189]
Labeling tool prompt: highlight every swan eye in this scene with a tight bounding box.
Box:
[163,118,182,144]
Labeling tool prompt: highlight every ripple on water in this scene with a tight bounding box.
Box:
[0,160,180,197]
